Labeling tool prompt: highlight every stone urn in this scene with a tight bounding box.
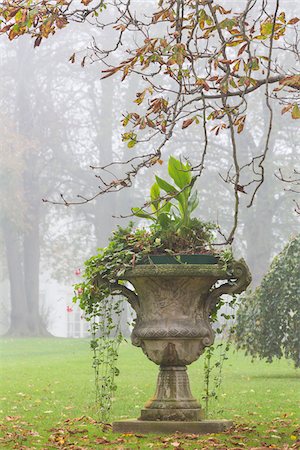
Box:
[113,257,251,434]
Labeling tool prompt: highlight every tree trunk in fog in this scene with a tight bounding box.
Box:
[3,41,51,336]
[23,163,50,336]
[2,222,30,335]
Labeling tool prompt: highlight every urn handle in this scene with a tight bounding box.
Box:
[207,258,252,314]
[94,276,140,313]
[110,282,140,313]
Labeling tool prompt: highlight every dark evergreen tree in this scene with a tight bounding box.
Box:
[236,235,300,367]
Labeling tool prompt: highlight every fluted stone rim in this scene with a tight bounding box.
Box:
[122,263,229,279]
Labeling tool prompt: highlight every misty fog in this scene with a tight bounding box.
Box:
[0,0,299,338]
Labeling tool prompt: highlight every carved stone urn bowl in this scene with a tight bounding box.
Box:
[112,258,251,434]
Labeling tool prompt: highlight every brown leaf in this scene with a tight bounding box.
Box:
[250,448,278,450]
[56,17,68,29]
[34,36,42,48]
[182,434,198,440]
[182,118,194,129]
[279,75,300,90]
[237,184,247,193]
[0,24,13,33]
[281,104,293,115]
[69,53,75,63]
[95,437,110,444]
[6,7,20,20]
[219,59,233,64]
[5,416,21,421]
[101,66,122,79]
[238,43,248,56]
[288,17,299,25]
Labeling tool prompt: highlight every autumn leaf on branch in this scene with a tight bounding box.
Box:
[182,118,194,129]
[291,104,300,119]
[279,75,300,90]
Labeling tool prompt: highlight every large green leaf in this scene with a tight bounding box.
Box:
[150,182,160,212]
[156,175,186,213]
[188,189,199,213]
[155,175,178,195]
[168,156,192,189]
[150,182,160,202]
[131,207,155,221]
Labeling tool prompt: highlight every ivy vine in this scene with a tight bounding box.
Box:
[203,294,237,415]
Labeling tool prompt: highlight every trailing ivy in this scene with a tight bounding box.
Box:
[203,294,236,415]
[235,235,300,368]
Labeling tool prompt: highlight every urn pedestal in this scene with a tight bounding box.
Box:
[112,259,251,434]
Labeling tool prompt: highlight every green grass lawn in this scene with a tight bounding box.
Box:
[0,338,299,449]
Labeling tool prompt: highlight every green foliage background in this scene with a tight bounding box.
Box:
[236,234,300,367]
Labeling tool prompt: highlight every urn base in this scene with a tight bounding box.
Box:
[112,419,233,435]
[140,407,203,421]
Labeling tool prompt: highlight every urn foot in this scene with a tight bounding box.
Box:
[140,365,203,421]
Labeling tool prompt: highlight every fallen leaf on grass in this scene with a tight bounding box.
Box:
[231,424,257,433]
[272,418,292,426]
[26,429,39,437]
[95,437,110,444]
[63,415,101,426]
[63,447,88,450]
[158,436,172,443]
[5,416,21,421]
[182,433,199,440]
[249,448,280,450]
[49,431,67,446]
[207,437,221,444]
